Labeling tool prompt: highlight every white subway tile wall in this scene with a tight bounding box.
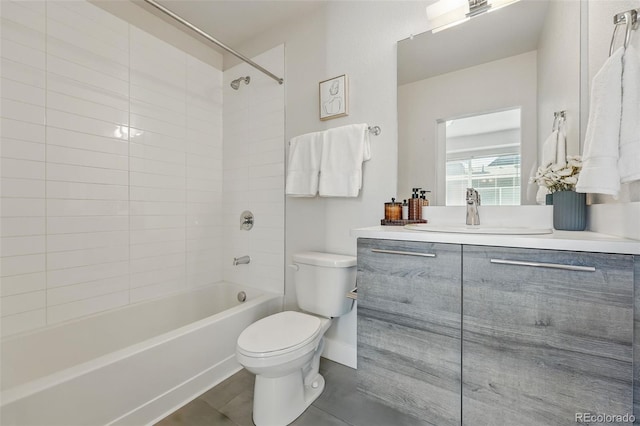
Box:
[44,0,131,326]
[129,27,187,303]
[1,1,285,337]
[0,0,255,336]
[1,0,47,335]
[222,46,285,295]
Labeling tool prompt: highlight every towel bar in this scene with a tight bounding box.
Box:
[368,126,381,136]
[609,8,639,56]
[287,125,381,146]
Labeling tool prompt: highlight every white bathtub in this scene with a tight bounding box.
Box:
[1,282,281,426]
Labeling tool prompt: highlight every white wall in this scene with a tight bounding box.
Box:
[222,45,285,295]
[398,51,538,205]
[0,0,223,336]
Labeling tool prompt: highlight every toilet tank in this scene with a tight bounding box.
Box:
[292,252,357,318]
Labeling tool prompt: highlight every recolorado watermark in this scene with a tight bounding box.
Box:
[575,413,635,423]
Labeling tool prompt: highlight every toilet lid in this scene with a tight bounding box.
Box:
[237,311,322,354]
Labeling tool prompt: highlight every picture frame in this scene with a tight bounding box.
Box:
[319,74,348,121]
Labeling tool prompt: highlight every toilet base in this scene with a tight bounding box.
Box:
[252,371,325,426]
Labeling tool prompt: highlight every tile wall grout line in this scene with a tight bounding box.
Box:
[184,52,188,291]
[127,19,131,305]
[44,0,49,325]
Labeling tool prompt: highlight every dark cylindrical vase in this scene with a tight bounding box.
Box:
[553,190,586,231]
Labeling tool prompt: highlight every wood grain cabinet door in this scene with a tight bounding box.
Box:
[462,245,634,426]
[357,238,462,425]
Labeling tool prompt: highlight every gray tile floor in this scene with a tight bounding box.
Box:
[156,358,424,426]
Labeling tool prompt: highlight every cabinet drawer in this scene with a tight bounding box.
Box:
[463,245,633,344]
[357,238,461,324]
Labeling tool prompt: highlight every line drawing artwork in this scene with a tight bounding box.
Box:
[319,75,348,120]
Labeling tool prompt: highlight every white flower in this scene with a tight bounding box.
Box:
[567,156,582,168]
[533,155,582,192]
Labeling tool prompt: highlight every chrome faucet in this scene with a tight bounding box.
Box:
[233,255,251,266]
[466,188,481,225]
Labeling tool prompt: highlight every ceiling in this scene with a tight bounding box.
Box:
[152,0,326,52]
[446,108,521,138]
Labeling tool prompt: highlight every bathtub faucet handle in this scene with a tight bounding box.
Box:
[240,211,254,230]
[233,255,251,266]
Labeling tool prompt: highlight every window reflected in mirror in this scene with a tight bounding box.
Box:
[442,108,521,206]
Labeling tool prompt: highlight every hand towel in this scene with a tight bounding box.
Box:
[285,131,323,197]
[575,47,623,196]
[619,45,640,183]
[535,129,559,204]
[319,123,371,197]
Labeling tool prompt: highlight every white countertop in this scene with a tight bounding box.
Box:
[351,226,640,255]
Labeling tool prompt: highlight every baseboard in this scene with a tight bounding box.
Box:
[322,337,356,369]
[110,355,241,426]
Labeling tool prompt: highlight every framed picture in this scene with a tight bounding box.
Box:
[319,74,348,121]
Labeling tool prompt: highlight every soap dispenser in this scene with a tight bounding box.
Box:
[408,188,421,220]
[419,191,426,206]
[402,200,408,220]
[421,190,431,220]
[420,190,428,206]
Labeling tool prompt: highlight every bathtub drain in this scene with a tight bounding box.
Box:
[237,291,247,302]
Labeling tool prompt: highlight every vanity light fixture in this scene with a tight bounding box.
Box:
[468,0,491,17]
[426,0,469,32]
[426,0,519,33]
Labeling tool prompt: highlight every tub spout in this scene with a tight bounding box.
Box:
[233,255,251,266]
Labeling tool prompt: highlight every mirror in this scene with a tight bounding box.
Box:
[397,0,581,205]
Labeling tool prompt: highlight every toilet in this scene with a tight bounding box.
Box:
[236,251,356,426]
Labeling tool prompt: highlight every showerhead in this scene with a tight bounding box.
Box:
[230,76,250,90]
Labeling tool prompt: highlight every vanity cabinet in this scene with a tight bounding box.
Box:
[357,238,462,425]
[357,239,635,425]
[462,245,633,425]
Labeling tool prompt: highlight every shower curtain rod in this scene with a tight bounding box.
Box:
[142,0,284,85]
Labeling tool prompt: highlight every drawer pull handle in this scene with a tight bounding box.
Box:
[371,249,436,258]
[490,259,596,272]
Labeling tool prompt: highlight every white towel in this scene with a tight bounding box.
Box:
[285,131,323,197]
[319,123,371,197]
[619,45,640,183]
[575,47,623,196]
[534,122,567,204]
[535,129,559,204]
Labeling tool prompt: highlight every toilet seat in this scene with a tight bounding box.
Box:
[237,311,324,358]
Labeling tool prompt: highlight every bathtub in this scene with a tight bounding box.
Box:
[1,282,281,426]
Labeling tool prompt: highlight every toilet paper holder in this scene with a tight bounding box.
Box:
[346,287,357,300]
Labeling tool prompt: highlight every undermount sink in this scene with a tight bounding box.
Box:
[404,224,553,235]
